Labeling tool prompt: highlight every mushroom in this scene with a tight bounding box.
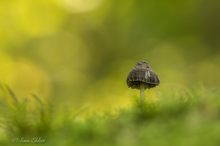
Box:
[127,61,160,104]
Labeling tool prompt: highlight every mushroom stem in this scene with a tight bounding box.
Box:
[140,83,145,104]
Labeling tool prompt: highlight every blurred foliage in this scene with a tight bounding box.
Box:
[0,0,220,145]
[0,0,220,104]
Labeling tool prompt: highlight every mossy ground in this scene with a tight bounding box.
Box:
[0,86,220,146]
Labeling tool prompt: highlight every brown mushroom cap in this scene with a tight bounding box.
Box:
[127,61,160,89]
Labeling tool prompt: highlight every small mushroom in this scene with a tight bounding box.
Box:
[127,61,160,104]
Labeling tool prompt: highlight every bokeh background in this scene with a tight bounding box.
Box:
[0,0,220,114]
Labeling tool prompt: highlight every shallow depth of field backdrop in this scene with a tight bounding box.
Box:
[0,0,220,145]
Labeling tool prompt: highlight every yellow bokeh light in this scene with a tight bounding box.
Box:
[61,0,104,13]
[0,54,51,100]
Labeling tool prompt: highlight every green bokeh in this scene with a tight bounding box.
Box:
[0,0,220,145]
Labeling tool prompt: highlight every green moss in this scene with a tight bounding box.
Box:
[0,87,220,146]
